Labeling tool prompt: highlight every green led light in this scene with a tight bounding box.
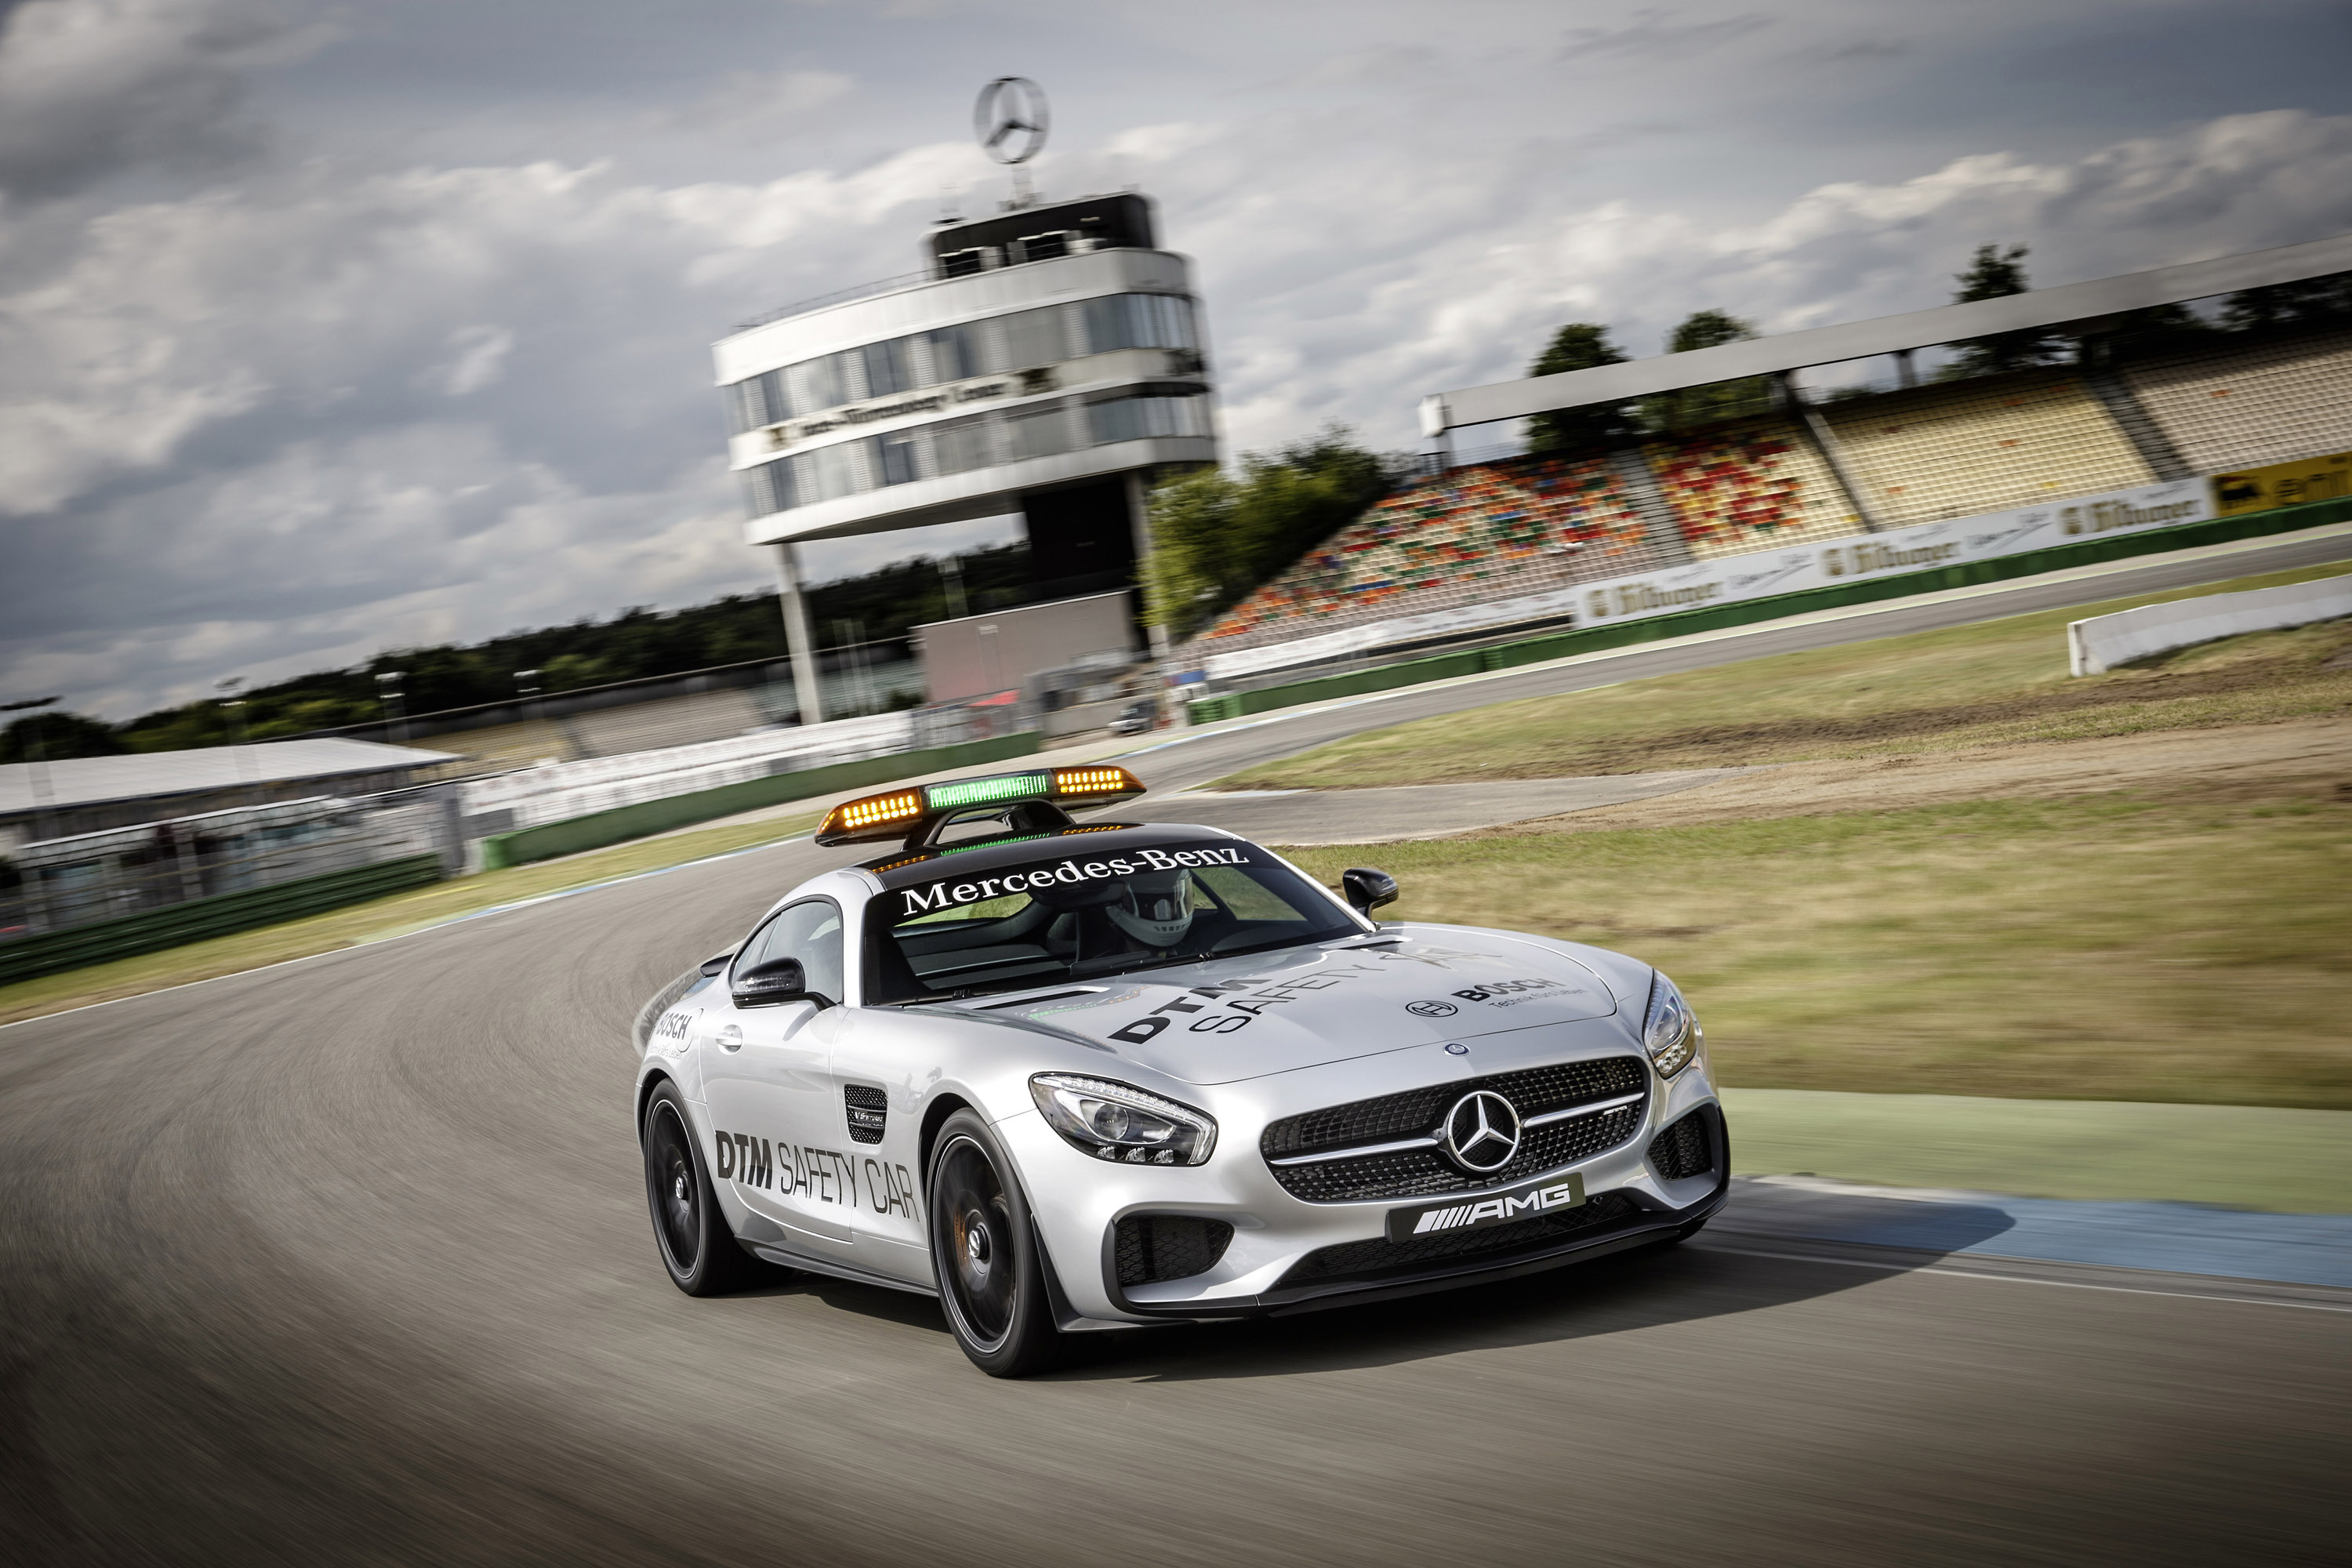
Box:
[937,831,1054,855]
[924,771,1050,810]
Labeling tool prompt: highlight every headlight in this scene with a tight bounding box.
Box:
[1642,971,1700,1078]
[1029,1074,1218,1166]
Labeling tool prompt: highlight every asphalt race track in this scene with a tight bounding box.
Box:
[5,533,2349,1566]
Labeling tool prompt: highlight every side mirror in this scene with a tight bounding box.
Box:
[731,956,811,1008]
[1342,866,1399,917]
[699,949,734,978]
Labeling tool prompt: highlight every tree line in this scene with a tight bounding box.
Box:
[2,544,1041,761]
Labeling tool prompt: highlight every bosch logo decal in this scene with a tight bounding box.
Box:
[1451,977,1568,1007]
[650,1008,699,1054]
[1406,1000,1458,1018]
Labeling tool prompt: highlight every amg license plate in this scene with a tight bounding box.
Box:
[1385,1171,1588,1243]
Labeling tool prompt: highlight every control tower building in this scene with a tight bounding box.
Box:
[712,190,1218,724]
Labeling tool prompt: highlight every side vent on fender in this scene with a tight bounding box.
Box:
[844,1085,887,1144]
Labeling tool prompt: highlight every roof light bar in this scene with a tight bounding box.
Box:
[815,765,1148,846]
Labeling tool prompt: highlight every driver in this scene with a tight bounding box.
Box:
[1104,869,1197,953]
[1044,867,1203,964]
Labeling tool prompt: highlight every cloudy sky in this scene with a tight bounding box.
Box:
[4,0,2350,720]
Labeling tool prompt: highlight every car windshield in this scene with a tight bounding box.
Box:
[864,840,1359,1004]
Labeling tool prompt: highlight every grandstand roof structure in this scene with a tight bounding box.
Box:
[1421,232,2352,434]
[1,739,456,826]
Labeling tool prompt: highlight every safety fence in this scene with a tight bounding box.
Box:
[2,787,461,945]
[0,852,448,988]
[456,710,917,836]
[474,730,1041,869]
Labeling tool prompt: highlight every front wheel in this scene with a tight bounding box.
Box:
[927,1111,1062,1377]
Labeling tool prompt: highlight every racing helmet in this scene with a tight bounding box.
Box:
[1106,869,1196,949]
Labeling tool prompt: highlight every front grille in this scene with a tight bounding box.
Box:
[1261,1056,1649,1203]
[843,1085,887,1144]
[1648,1108,1717,1182]
[1115,1215,1236,1287]
[1278,1192,1640,1287]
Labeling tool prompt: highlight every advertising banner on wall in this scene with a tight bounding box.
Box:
[2209,450,2352,517]
[1571,477,2210,630]
[1198,477,2212,682]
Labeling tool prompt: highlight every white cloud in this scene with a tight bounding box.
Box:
[0,0,327,198]
[431,325,517,397]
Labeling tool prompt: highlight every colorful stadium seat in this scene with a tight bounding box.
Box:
[1191,452,1660,652]
[1638,416,1860,558]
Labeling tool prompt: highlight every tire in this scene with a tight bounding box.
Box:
[641,1080,771,1297]
[926,1110,1062,1377]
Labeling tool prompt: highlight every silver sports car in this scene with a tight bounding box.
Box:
[633,765,1727,1376]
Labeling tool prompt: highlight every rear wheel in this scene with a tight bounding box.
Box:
[927,1110,1062,1377]
[641,1081,771,1296]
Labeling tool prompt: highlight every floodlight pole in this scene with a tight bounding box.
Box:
[3,695,61,849]
[217,677,261,808]
[374,670,408,746]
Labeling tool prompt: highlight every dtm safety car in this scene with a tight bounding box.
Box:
[633,766,1727,1376]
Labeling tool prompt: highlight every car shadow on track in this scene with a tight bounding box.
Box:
[1044,1185,2020,1383]
[722,1185,2019,1381]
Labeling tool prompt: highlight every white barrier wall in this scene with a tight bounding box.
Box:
[459,711,915,831]
[1199,477,2212,682]
[2067,575,2352,676]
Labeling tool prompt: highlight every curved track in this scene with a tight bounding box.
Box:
[5,535,2348,1566]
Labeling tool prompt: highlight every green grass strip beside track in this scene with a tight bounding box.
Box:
[1726,1089,2352,1214]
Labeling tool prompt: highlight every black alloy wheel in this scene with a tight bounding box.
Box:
[926,1109,1062,1377]
[641,1080,770,1296]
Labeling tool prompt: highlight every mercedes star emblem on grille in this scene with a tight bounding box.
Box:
[1442,1090,1523,1174]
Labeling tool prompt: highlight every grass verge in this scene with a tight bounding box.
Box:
[1224,561,2352,789]
[0,809,819,1028]
[1723,1089,2351,1214]
[1279,789,2352,1109]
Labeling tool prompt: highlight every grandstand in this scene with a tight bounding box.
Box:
[2124,327,2352,475]
[1197,452,1664,653]
[1182,236,2352,676]
[1820,368,2155,527]
[1642,415,1859,557]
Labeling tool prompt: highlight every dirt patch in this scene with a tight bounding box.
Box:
[1468,716,2352,836]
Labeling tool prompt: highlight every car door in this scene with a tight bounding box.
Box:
[822,1006,929,1268]
[698,897,855,1254]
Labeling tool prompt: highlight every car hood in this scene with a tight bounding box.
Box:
[950,930,1624,1086]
